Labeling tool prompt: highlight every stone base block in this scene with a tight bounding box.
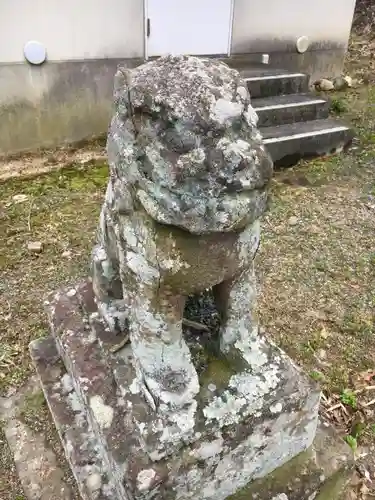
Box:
[29,280,352,499]
[229,421,354,499]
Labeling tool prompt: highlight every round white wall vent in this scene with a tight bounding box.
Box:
[296,36,309,54]
[24,41,47,65]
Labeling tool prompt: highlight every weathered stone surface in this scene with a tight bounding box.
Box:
[91,55,273,435]
[29,337,117,500]
[31,281,322,499]
[42,286,131,500]
[0,377,75,500]
[228,421,354,500]
[108,56,272,234]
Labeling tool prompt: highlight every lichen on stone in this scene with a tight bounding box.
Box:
[91,54,273,428]
[89,395,114,430]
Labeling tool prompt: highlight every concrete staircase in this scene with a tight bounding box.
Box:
[236,66,353,167]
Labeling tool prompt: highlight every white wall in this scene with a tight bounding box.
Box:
[231,0,356,53]
[0,0,144,63]
[0,0,356,62]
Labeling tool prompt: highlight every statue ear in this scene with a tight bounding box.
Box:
[113,67,133,111]
[113,67,132,95]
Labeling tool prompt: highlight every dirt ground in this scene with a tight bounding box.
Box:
[1,28,375,500]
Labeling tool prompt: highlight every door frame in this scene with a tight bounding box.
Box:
[143,0,235,60]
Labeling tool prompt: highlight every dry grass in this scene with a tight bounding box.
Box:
[257,84,375,498]
[0,165,108,499]
[259,86,375,394]
[0,164,109,393]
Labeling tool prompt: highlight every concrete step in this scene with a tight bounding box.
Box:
[260,118,354,167]
[242,70,310,98]
[253,94,330,127]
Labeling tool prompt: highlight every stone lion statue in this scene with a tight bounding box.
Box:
[91,55,273,414]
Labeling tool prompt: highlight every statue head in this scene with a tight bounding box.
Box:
[107,55,273,234]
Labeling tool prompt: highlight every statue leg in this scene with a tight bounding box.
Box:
[91,204,128,333]
[213,262,259,355]
[125,277,199,411]
[106,209,199,410]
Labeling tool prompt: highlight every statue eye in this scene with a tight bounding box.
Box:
[162,128,198,154]
[231,116,243,132]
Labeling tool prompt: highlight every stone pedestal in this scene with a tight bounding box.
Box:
[30,280,353,500]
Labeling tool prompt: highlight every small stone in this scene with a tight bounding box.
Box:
[208,383,217,392]
[62,250,72,258]
[320,327,329,339]
[288,216,298,226]
[344,75,353,87]
[318,349,327,360]
[27,241,43,253]
[333,76,348,91]
[12,194,29,204]
[315,79,334,91]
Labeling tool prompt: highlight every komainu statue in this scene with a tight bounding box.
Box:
[92,54,273,413]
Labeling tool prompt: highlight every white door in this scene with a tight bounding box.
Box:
[146,0,233,57]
